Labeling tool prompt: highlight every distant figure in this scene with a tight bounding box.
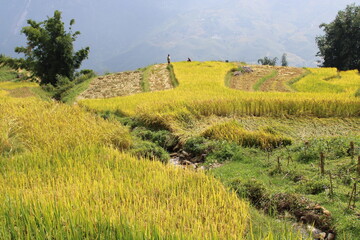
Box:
[167,54,171,64]
[187,57,191,62]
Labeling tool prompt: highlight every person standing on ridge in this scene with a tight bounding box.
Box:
[167,54,171,64]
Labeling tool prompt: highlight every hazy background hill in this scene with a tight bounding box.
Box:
[0,0,356,73]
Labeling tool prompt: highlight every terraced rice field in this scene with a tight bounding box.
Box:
[230,65,306,92]
[0,85,249,239]
[78,64,172,100]
[80,62,360,121]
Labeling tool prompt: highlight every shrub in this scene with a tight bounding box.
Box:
[130,140,169,164]
[299,180,327,195]
[207,141,243,162]
[296,150,319,163]
[74,69,96,84]
[183,136,212,156]
[230,179,269,208]
[132,127,178,151]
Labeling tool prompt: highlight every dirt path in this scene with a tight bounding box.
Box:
[78,64,173,100]
[230,65,305,92]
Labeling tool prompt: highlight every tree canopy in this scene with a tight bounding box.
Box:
[258,56,277,66]
[316,4,360,71]
[281,53,288,67]
[14,10,89,85]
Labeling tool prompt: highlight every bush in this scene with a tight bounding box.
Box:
[132,127,178,151]
[296,150,318,163]
[230,179,269,208]
[207,141,243,163]
[74,69,96,84]
[130,140,169,164]
[53,75,75,101]
[299,180,327,195]
[183,136,212,156]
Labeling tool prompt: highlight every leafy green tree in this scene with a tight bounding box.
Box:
[316,4,360,71]
[258,56,277,66]
[281,53,288,67]
[14,10,89,85]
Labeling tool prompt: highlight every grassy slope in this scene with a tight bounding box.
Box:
[210,143,360,239]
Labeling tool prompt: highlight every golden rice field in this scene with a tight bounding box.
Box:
[0,93,250,239]
[293,68,360,94]
[79,62,360,134]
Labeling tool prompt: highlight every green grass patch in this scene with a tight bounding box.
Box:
[61,76,96,104]
[210,134,360,239]
[30,87,53,101]
[0,66,18,82]
[253,70,278,91]
[224,66,243,87]
[139,65,152,92]
[167,64,179,87]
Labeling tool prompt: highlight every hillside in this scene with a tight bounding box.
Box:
[78,62,360,239]
[0,66,250,239]
[1,62,360,239]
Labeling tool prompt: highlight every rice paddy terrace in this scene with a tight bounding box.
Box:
[1,62,360,239]
[78,61,360,239]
